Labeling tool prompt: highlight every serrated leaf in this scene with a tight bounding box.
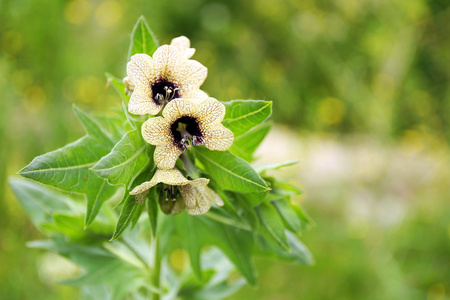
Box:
[18,105,118,226]
[229,122,271,162]
[8,177,71,230]
[222,100,272,137]
[73,104,115,149]
[128,16,159,60]
[194,147,269,192]
[256,202,290,251]
[271,198,302,233]
[92,130,150,190]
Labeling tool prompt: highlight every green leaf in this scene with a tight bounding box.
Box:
[110,194,143,241]
[106,73,129,103]
[174,213,203,279]
[194,147,270,192]
[197,216,257,285]
[128,16,159,60]
[222,100,272,137]
[255,231,314,265]
[53,213,114,242]
[29,237,146,299]
[229,122,271,162]
[147,187,158,237]
[255,202,290,251]
[8,177,71,230]
[271,198,302,233]
[92,130,150,190]
[73,104,115,149]
[18,106,118,226]
[254,160,299,173]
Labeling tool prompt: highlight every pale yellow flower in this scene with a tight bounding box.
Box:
[142,97,234,170]
[126,44,208,115]
[122,76,135,96]
[130,168,223,215]
[170,36,195,60]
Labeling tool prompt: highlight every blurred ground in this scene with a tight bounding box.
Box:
[0,0,449,299]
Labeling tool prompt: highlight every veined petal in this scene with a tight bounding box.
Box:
[206,187,224,206]
[162,98,196,122]
[177,59,207,88]
[170,36,195,60]
[152,45,182,78]
[128,89,162,115]
[202,123,234,151]
[142,117,172,145]
[179,185,212,215]
[127,54,152,87]
[194,97,226,128]
[154,143,183,170]
[130,180,158,195]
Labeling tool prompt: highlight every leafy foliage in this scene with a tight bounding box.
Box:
[12,16,313,300]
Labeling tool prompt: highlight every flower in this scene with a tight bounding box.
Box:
[123,76,135,96]
[126,44,208,115]
[130,168,223,215]
[170,36,195,60]
[142,97,234,170]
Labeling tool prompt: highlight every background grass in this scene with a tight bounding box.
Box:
[0,0,448,299]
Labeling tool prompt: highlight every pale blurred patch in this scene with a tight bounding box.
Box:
[64,0,92,25]
[95,0,123,28]
[169,248,189,272]
[38,252,81,285]
[23,85,46,113]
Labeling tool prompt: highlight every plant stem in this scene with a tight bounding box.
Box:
[180,152,199,179]
[152,237,161,300]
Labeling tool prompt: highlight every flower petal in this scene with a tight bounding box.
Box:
[194,97,226,129]
[206,187,224,206]
[178,59,207,88]
[162,98,196,122]
[142,117,172,145]
[154,143,184,170]
[202,123,234,151]
[179,185,212,215]
[128,88,162,115]
[170,36,195,60]
[130,180,158,195]
[127,54,152,87]
[152,45,182,78]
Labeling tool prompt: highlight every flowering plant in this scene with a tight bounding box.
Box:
[10,16,313,300]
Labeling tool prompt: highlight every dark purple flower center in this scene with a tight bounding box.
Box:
[151,78,180,105]
[170,116,203,150]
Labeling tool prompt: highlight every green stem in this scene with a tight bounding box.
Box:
[180,152,199,179]
[152,237,161,300]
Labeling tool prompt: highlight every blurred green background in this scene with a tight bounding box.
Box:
[0,0,448,299]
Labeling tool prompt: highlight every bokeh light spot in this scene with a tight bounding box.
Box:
[169,249,189,272]
[23,85,47,113]
[64,0,92,25]
[2,30,23,54]
[95,0,123,28]
[317,97,345,125]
